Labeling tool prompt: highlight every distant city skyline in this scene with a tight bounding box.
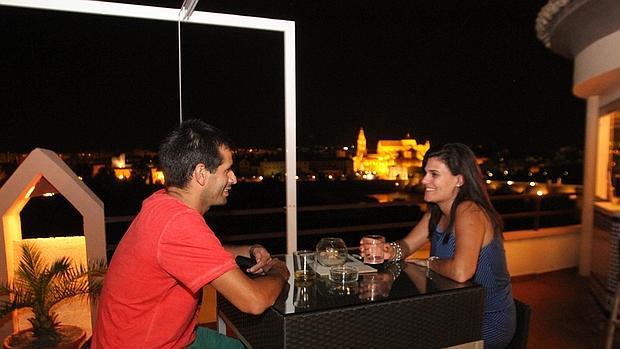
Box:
[1,1,584,155]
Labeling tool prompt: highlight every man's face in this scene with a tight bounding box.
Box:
[202,146,237,208]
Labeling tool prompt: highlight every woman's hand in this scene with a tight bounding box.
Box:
[359,238,395,261]
[247,244,273,274]
[382,242,395,261]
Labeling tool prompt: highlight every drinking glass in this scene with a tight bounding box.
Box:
[293,250,316,281]
[361,234,385,264]
[329,265,359,283]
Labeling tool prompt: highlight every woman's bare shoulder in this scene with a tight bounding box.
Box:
[455,200,483,214]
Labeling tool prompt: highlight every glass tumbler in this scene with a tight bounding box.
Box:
[361,234,386,264]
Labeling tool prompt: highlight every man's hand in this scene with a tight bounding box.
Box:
[266,259,290,281]
[247,244,273,274]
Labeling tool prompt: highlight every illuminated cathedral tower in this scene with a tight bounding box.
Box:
[353,128,367,173]
[356,127,367,158]
[352,127,430,180]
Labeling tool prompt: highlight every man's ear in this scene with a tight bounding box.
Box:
[194,164,210,186]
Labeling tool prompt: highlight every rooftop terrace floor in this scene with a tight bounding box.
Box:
[512,268,620,349]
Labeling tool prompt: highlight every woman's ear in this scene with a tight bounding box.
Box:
[456,175,464,188]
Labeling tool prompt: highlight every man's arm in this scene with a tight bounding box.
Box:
[210,259,289,315]
[223,244,252,257]
[224,244,273,274]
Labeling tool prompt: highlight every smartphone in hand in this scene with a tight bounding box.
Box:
[235,256,256,272]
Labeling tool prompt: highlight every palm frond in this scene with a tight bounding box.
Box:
[46,263,106,309]
[15,243,44,290]
[0,243,108,337]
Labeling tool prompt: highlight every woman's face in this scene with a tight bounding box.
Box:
[421,157,462,206]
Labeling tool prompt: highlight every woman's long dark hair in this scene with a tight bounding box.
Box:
[423,143,503,240]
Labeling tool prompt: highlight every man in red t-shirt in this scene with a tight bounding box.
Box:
[92,120,289,349]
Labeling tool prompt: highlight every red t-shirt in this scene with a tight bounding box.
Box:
[92,190,237,349]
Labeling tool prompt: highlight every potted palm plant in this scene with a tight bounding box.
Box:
[0,243,106,349]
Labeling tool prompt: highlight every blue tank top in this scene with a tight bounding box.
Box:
[430,229,516,348]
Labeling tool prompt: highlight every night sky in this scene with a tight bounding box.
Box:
[1,1,584,155]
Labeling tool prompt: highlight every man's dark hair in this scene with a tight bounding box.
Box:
[158,119,233,188]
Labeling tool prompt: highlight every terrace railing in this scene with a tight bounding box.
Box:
[104,192,580,250]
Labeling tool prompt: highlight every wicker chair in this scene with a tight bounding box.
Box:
[506,299,531,349]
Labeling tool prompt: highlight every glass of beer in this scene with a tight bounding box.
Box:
[293,250,316,281]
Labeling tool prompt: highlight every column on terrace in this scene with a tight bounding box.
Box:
[580,95,599,276]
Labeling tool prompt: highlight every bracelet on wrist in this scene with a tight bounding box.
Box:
[389,241,403,261]
[385,261,402,280]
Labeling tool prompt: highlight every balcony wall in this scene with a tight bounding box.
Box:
[412,225,581,277]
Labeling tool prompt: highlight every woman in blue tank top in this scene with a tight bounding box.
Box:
[373,143,516,349]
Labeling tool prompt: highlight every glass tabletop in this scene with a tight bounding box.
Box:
[271,254,477,315]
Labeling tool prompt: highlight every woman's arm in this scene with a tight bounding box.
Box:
[425,202,488,283]
[383,213,431,260]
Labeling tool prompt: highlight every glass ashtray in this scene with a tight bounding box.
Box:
[329,265,359,283]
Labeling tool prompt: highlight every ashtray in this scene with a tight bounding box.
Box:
[329,265,359,283]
